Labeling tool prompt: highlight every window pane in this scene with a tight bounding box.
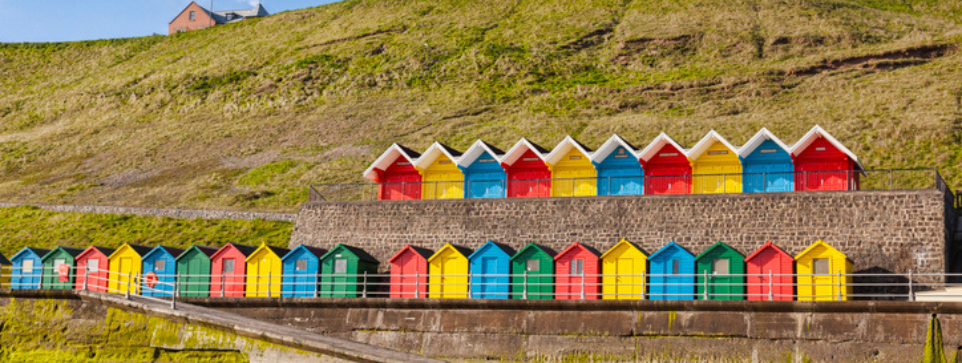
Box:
[88,260,99,272]
[813,259,830,275]
[296,259,307,271]
[570,259,583,275]
[712,259,729,275]
[23,259,33,273]
[155,259,165,271]
[526,259,539,272]
[334,259,347,274]
[224,259,235,273]
[672,260,679,274]
[54,259,66,269]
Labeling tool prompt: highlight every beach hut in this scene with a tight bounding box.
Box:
[468,241,516,299]
[689,130,742,194]
[545,136,596,197]
[428,244,472,299]
[10,247,50,289]
[414,142,464,199]
[281,245,327,297]
[791,126,863,191]
[175,245,219,297]
[695,242,745,300]
[744,241,794,301]
[600,239,648,300]
[40,246,84,290]
[0,253,10,288]
[591,134,643,196]
[107,243,152,295]
[795,240,853,301]
[648,242,696,300]
[319,244,379,298]
[245,244,290,298]
[554,242,600,300]
[141,246,184,297]
[363,143,422,200]
[74,246,115,292]
[388,244,433,298]
[510,244,556,300]
[457,140,506,199]
[739,128,794,193]
[501,138,551,198]
[210,243,257,297]
[639,133,691,195]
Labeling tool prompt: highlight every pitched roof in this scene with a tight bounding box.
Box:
[363,143,422,181]
[468,240,517,260]
[42,246,85,260]
[321,244,379,264]
[177,245,219,260]
[637,133,688,162]
[553,242,600,261]
[544,136,594,165]
[794,239,851,261]
[648,241,694,260]
[413,141,463,169]
[212,242,258,260]
[282,245,328,261]
[738,128,792,158]
[213,3,269,22]
[687,130,739,161]
[80,246,116,259]
[144,246,186,261]
[500,138,550,166]
[599,238,647,260]
[388,244,434,262]
[0,253,9,265]
[590,134,640,164]
[744,241,791,262]
[456,140,505,167]
[12,247,52,261]
[429,243,473,261]
[108,243,153,259]
[510,243,558,260]
[790,125,864,171]
[694,241,744,260]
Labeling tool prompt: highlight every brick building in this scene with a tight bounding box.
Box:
[168,1,269,35]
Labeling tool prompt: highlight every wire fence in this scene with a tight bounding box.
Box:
[4,265,961,306]
[310,168,943,202]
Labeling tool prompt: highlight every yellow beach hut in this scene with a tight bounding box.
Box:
[795,240,853,301]
[0,253,11,288]
[107,243,153,295]
[545,136,597,197]
[428,243,472,299]
[245,243,290,297]
[689,130,742,194]
[600,239,648,300]
[414,142,465,200]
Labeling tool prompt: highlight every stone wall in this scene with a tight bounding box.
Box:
[0,202,296,222]
[292,190,950,279]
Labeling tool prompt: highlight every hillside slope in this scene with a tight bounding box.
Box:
[1,0,961,212]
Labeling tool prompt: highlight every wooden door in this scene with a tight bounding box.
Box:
[616,258,635,299]
[812,258,833,301]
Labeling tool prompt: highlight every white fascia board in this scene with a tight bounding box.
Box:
[362,143,419,181]
[687,130,739,161]
[501,138,547,166]
[590,134,639,164]
[413,141,461,170]
[637,133,688,162]
[791,125,863,170]
[544,136,593,166]
[456,140,503,168]
[737,128,791,157]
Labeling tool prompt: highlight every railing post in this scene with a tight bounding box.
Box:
[523,270,528,300]
[580,271,586,300]
[314,272,320,298]
[126,272,132,299]
[362,271,368,298]
[83,269,89,291]
[836,271,842,301]
[414,271,420,299]
[908,269,914,302]
[267,272,272,298]
[703,271,709,300]
[768,271,774,301]
[221,272,226,297]
[467,272,473,298]
[171,274,178,310]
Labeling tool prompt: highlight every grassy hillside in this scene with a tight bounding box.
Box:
[1,0,961,212]
[0,207,291,257]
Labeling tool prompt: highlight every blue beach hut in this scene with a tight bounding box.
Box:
[648,242,696,300]
[281,245,328,297]
[457,140,507,199]
[739,128,794,193]
[142,246,185,297]
[468,241,516,299]
[10,247,50,290]
[590,134,643,196]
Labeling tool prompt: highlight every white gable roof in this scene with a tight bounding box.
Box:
[544,136,594,165]
[687,130,739,160]
[413,141,462,170]
[737,128,792,157]
[362,143,420,181]
[589,134,640,163]
[791,125,864,170]
[637,133,688,162]
[456,140,505,168]
[501,138,549,166]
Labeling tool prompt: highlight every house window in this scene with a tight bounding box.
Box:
[569,259,584,275]
[87,260,99,272]
[155,259,165,271]
[224,259,235,273]
[226,14,234,21]
[712,259,729,275]
[526,259,539,272]
[189,11,195,20]
[813,259,830,275]
[334,259,347,274]
[296,259,307,271]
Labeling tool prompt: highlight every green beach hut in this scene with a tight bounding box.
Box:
[41,246,85,290]
[319,244,379,298]
[695,241,746,300]
[510,243,557,299]
[175,245,219,297]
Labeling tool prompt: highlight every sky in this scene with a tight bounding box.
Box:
[0,0,339,43]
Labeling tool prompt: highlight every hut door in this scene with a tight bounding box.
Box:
[812,258,832,300]
[616,258,634,299]
[87,259,102,291]
[333,258,348,297]
[480,257,497,297]
[119,257,133,294]
[711,259,730,299]
[398,254,417,298]
[186,259,203,296]
[666,259,680,298]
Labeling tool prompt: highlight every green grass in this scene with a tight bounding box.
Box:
[0,0,961,212]
[0,206,292,257]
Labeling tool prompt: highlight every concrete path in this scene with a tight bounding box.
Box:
[76,290,445,363]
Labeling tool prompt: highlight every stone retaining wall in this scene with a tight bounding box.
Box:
[0,202,296,222]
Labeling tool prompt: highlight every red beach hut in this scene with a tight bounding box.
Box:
[554,242,600,300]
[388,244,434,298]
[74,246,116,292]
[639,133,691,195]
[210,243,257,297]
[363,143,423,200]
[501,138,551,198]
[791,126,862,191]
[744,241,794,301]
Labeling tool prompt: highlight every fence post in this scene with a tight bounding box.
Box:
[908,269,914,302]
[83,269,89,291]
[467,272,473,298]
[126,272,132,299]
[171,274,178,310]
[703,271,709,300]
[523,271,528,300]
[580,271,586,300]
[414,271,420,299]
[314,272,320,298]
[768,271,774,301]
[836,271,842,301]
[362,271,368,298]
[221,273,226,297]
[267,272,272,298]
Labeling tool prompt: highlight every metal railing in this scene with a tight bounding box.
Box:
[310,168,942,202]
[4,265,961,305]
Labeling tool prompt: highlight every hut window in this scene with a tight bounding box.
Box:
[570,259,584,275]
[760,149,777,154]
[813,258,829,275]
[569,156,582,160]
[617,148,625,154]
[478,159,496,163]
[439,160,452,164]
[522,157,539,161]
[815,147,826,151]
[22,259,33,273]
[334,259,348,274]
[659,152,678,157]
[613,154,629,159]
[397,162,411,166]
[296,259,307,271]
[671,260,679,274]
[155,259,165,271]
[712,259,729,275]
[707,151,728,155]
[224,259,235,273]
[526,259,540,272]
[87,260,99,272]
[54,259,66,272]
